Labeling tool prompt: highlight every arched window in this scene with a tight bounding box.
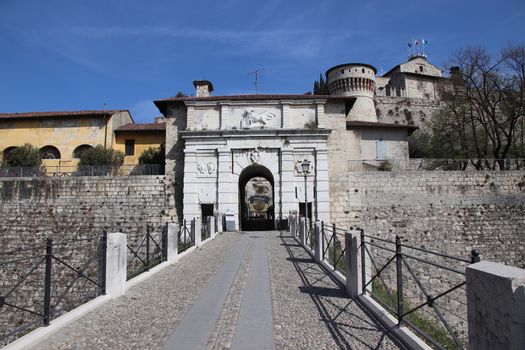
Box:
[40,146,61,159]
[2,146,17,161]
[73,144,93,159]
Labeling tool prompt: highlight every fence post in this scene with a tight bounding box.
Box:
[395,235,404,325]
[314,222,322,262]
[167,223,179,264]
[105,233,127,297]
[43,238,53,326]
[332,223,337,269]
[360,229,367,294]
[467,261,525,350]
[146,225,150,271]
[194,218,202,248]
[97,231,107,296]
[345,230,362,298]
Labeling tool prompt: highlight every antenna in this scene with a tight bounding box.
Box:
[247,68,264,94]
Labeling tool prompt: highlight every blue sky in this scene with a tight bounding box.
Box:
[1,0,524,123]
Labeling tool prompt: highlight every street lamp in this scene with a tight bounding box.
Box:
[301,159,311,225]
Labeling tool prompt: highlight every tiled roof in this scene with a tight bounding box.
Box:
[115,122,166,131]
[0,110,128,120]
[154,94,349,103]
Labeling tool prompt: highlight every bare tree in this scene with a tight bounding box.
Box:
[435,45,525,168]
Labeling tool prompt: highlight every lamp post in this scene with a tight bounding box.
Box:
[301,159,311,226]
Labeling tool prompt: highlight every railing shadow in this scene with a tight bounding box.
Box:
[279,232,407,350]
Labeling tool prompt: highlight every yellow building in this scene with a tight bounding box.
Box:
[114,122,166,165]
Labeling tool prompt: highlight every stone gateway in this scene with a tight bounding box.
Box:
[155,64,417,230]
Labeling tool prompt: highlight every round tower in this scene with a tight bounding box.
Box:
[325,63,377,122]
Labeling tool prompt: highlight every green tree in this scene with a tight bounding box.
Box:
[313,73,329,95]
[138,144,165,174]
[2,144,42,167]
[78,145,124,166]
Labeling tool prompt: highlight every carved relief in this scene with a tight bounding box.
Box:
[248,147,260,164]
[240,110,277,129]
[294,156,315,176]
[196,155,217,177]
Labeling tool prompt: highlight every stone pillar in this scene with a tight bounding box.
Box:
[315,149,330,223]
[220,104,230,129]
[106,233,127,298]
[208,216,215,238]
[194,218,202,247]
[183,149,200,222]
[345,230,362,298]
[282,103,290,128]
[186,105,196,129]
[299,218,305,246]
[167,223,179,264]
[467,261,525,350]
[316,102,326,129]
[281,149,296,216]
[217,149,237,229]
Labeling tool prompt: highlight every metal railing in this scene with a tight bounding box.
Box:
[0,235,105,345]
[360,231,479,350]
[178,219,195,253]
[0,164,163,178]
[201,217,211,241]
[348,158,525,172]
[320,221,346,274]
[126,225,167,281]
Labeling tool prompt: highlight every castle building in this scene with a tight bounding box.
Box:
[154,64,418,230]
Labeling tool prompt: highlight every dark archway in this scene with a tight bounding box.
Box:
[238,165,275,231]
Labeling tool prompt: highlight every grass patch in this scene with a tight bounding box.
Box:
[371,280,464,350]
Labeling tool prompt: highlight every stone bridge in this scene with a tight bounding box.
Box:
[22,231,404,350]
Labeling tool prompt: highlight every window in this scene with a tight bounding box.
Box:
[125,140,135,156]
[40,146,61,159]
[73,144,93,159]
[362,68,365,73]
[376,139,387,160]
[2,146,17,161]
[419,65,424,72]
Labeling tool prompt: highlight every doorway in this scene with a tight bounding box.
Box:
[238,165,275,231]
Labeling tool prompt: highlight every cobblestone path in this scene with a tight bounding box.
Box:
[35,231,404,350]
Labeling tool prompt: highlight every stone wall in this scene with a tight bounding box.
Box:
[0,176,170,243]
[339,171,525,267]
[375,96,441,130]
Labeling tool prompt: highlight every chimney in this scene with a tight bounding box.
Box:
[193,80,214,97]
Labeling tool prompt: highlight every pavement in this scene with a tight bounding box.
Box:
[35,231,405,350]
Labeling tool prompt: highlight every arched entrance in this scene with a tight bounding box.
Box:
[238,165,275,231]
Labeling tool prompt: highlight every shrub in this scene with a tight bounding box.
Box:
[138,144,165,174]
[2,144,42,167]
[78,145,124,166]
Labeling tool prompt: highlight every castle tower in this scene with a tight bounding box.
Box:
[325,63,377,122]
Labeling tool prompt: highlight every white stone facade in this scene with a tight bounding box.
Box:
[156,62,416,229]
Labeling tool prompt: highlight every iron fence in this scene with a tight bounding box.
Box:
[0,164,163,178]
[126,225,167,280]
[319,221,346,274]
[348,158,525,172]
[0,234,105,345]
[201,217,211,241]
[360,231,479,350]
[178,219,195,253]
